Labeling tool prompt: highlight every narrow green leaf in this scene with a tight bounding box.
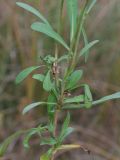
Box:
[40,138,56,146]
[23,128,38,148]
[52,87,58,98]
[82,27,89,62]
[32,74,45,82]
[82,27,88,48]
[79,40,99,59]
[58,55,69,63]
[23,125,47,148]
[23,102,43,114]
[64,95,84,104]
[0,131,24,157]
[74,1,88,48]
[62,104,85,110]
[48,121,55,133]
[66,70,83,90]
[84,84,93,108]
[66,0,78,41]
[16,2,50,26]
[23,102,57,114]
[47,92,57,117]
[61,112,70,135]
[59,112,70,142]
[61,127,74,141]
[86,0,97,14]
[15,66,40,84]
[84,84,93,101]
[92,92,120,106]
[43,70,53,92]
[31,22,70,50]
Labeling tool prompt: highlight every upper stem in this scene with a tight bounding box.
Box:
[54,0,65,88]
[53,0,65,146]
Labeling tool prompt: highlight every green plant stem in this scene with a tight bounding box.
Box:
[49,110,59,160]
[63,1,89,81]
[54,0,64,88]
[51,2,65,159]
[70,1,88,71]
[54,0,64,133]
[60,1,89,109]
[59,0,64,34]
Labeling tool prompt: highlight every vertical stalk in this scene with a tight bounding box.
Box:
[67,1,89,74]
[54,0,64,87]
[72,1,88,67]
[52,2,65,159]
[60,0,87,100]
[51,2,65,160]
[60,1,89,105]
[51,1,89,159]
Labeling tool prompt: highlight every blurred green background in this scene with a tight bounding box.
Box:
[0,0,120,159]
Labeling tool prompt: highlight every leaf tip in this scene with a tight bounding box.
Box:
[96,40,99,43]
[31,22,38,29]
[22,110,26,115]
[16,2,21,6]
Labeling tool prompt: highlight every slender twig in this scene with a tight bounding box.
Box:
[60,1,89,101]
[70,1,89,71]
[52,1,65,160]
[54,0,64,87]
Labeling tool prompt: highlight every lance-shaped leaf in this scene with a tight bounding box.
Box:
[15,66,40,84]
[84,84,93,102]
[16,2,50,26]
[73,1,88,47]
[58,54,69,63]
[43,70,53,92]
[79,40,99,60]
[0,131,24,157]
[23,102,57,114]
[60,127,74,142]
[66,70,83,90]
[59,112,71,142]
[86,0,97,14]
[48,120,55,133]
[83,84,93,108]
[64,95,84,104]
[82,27,88,45]
[66,0,78,41]
[47,92,57,118]
[62,104,85,110]
[32,74,45,82]
[31,22,69,50]
[23,128,38,148]
[82,27,89,62]
[92,92,120,106]
[40,138,56,146]
[23,125,46,148]
[61,112,70,135]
